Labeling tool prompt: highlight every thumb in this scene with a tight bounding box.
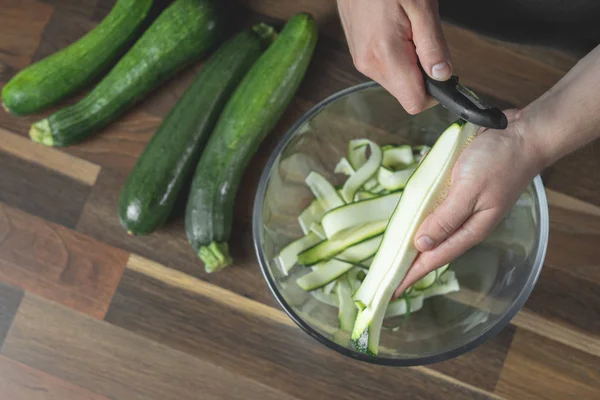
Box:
[405,1,452,81]
[414,183,476,252]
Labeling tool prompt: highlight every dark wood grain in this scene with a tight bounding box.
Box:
[524,266,600,337]
[0,355,110,400]
[105,268,494,400]
[545,206,600,284]
[0,203,128,319]
[0,281,24,347]
[495,329,600,399]
[429,325,516,391]
[0,0,53,75]
[2,294,306,400]
[542,143,600,207]
[0,151,91,228]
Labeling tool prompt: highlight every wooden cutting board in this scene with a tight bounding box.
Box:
[0,1,599,399]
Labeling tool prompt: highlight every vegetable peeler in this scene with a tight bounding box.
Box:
[419,64,508,130]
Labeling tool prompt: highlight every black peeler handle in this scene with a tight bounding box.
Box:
[418,64,508,130]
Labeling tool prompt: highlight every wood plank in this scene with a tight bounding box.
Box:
[0,355,109,400]
[547,188,600,218]
[0,281,24,348]
[2,294,306,400]
[0,203,128,319]
[0,128,100,186]
[542,143,600,208]
[105,259,503,399]
[39,0,99,19]
[0,150,91,228]
[524,266,600,338]
[495,329,600,400]
[511,310,600,359]
[0,0,53,77]
[429,325,516,391]
[58,109,162,175]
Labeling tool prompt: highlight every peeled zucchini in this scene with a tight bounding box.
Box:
[351,120,478,355]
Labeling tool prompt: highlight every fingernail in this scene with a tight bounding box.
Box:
[431,61,451,80]
[417,236,435,251]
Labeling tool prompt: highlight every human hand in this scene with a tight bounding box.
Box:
[337,0,452,114]
[395,110,545,296]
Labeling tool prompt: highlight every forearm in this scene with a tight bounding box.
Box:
[522,44,600,168]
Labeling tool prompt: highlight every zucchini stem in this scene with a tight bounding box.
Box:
[29,119,54,146]
[252,23,278,45]
[198,242,233,273]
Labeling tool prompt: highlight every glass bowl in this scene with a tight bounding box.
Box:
[252,81,549,366]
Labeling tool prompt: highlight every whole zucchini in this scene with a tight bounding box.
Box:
[29,0,225,147]
[2,0,153,116]
[118,24,276,236]
[185,13,318,272]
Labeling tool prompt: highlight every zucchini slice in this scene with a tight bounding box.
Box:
[334,157,355,176]
[411,269,437,290]
[305,171,345,210]
[321,191,402,238]
[382,145,415,169]
[351,120,478,355]
[298,199,325,235]
[296,259,355,291]
[377,164,417,191]
[384,294,424,318]
[274,232,321,275]
[337,275,358,331]
[422,270,460,299]
[297,220,388,266]
[340,139,382,203]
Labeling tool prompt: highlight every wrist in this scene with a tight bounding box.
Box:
[510,106,555,174]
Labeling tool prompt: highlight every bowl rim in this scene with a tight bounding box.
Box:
[252,80,550,366]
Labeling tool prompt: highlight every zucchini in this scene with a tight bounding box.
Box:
[118,25,274,236]
[298,198,325,235]
[185,13,318,272]
[351,120,478,356]
[305,171,345,210]
[340,139,382,203]
[297,220,387,266]
[384,294,424,318]
[2,0,153,115]
[321,191,402,238]
[30,0,226,147]
[411,269,437,290]
[382,145,415,169]
[274,231,321,275]
[337,275,358,331]
[296,259,354,291]
[422,270,460,299]
[377,164,417,191]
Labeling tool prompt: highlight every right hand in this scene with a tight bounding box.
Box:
[337,0,452,114]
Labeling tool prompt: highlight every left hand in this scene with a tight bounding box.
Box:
[394,110,543,297]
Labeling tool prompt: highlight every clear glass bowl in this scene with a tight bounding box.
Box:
[253,81,549,366]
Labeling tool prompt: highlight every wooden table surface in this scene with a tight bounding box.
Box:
[1,1,600,399]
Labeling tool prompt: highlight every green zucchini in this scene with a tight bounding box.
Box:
[340,139,382,203]
[275,232,321,275]
[118,25,275,236]
[2,0,153,115]
[296,259,355,291]
[29,0,226,147]
[321,191,402,238]
[297,221,387,266]
[185,13,318,272]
